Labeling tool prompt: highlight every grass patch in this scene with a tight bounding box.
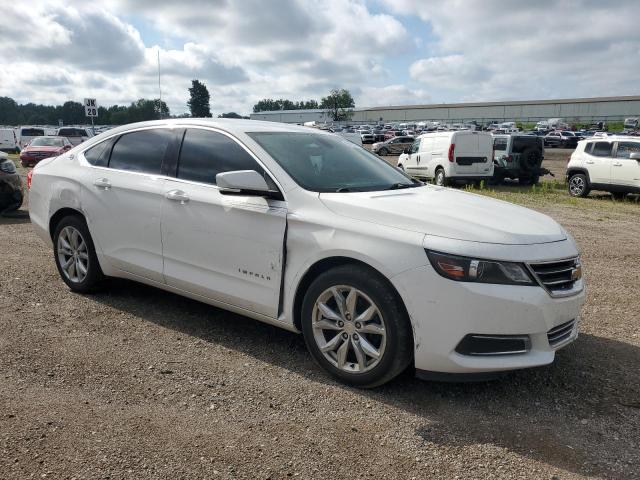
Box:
[462,179,640,211]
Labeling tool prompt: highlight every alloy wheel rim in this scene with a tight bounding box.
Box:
[57,226,89,283]
[570,177,584,195]
[312,285,387,374]
[436,171,444,185]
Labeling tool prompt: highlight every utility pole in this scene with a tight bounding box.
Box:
[158,49,163,119]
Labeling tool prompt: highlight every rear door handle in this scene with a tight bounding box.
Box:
[93,178,111,190]
[165,189,189,204]
[585,160,595,164]
[613,162,623,167]
[417,155,420,164]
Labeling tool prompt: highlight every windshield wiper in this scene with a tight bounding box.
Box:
[335,187,352,192]
[385,182,415,190]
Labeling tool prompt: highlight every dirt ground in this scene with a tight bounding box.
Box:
[1,152,639,479]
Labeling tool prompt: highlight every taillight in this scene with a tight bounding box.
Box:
[448,143,455,162]
[26,169,33,190]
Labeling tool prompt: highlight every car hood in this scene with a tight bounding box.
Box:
[319,186,567,245]
[23,146,62,152]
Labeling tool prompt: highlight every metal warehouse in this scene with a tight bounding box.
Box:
[250,95,640,124]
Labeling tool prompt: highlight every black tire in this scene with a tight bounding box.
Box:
[397,163,405,172]
[568,173,590,198]
[378,147,389,156]
[611,191,627,201]
[21,160,29,168]
[301,264,413,388]
[434,167,447,186]
[53,215,104,293]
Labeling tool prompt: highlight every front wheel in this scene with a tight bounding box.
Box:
[568,173,589,197]
[53,215,104,293]
[378,147,389,156]
[301,265,413,388]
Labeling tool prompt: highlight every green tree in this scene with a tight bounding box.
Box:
[218,112,246,119]
[187,79,212,117]
[320,89,355,121]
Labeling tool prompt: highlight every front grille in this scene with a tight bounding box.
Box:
[547,319,575,346]
[29,151,51,157]
[528,257,581,297]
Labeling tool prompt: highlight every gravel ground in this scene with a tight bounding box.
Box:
[1,153,639,479]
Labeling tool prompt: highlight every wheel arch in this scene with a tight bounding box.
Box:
[566,167,591,185]
[291,256,410,334]
[49,207,85,240]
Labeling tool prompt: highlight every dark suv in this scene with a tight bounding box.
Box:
[492,134,546,185]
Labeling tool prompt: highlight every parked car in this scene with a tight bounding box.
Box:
[28,119,585,387]
[17,126,45,149]
[360,131,375,144]
[566,136,640,199]
[384,130,404,140]
[0,128,20,153]
[371,136,414,156]
[544,131,579,148]
[492,134,547,185]
[56,127,94,146]
[0,151,23,212]
[398,131,494,186]
[19,136,73,167]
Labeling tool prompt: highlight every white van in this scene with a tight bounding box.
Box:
[56,127,94,146]
[0,128,19,152]
[17,126,46,149]
[398,131,494,186]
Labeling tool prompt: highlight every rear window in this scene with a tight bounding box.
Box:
[493,138,508,151]
[512,136,542,153]
[21,128,44,137]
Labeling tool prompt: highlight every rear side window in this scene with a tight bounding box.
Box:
[84,139,113,167]
[616,142,640,158]
[109,129,172,174]
[177,129,264,185]
[584,143,594,154]
[591,142,613,157]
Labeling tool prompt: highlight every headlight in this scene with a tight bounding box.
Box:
[426,250,535,286]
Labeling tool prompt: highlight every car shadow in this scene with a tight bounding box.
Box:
[0,209,30,224]
[90,279,640,479]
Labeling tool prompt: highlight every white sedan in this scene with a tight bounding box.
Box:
[28,119,585,387]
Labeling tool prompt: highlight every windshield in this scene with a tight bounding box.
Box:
[30,137,65,147]
[21,128,44,136]
[248,131,418,192]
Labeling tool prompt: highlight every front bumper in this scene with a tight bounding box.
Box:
[391,264,585,374]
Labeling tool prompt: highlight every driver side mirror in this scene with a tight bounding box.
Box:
[630,152,640,160]
[403,147,410,154]
[216,170,282,199]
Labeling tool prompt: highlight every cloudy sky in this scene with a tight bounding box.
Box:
[1,0,639,116]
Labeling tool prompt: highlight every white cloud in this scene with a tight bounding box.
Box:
[388,0,640,101]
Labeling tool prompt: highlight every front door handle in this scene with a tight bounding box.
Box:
[165,189,189,204]
[93,178,111,190]
[613,162,623,167]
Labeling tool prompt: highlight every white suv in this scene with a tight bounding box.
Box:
[566,136,640,199]
[29,119,584,387]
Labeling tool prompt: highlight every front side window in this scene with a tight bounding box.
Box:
[177,129,265,185]
[248,131,416,192]
[591,141,613,158]
[409,140,420,154]
[616,142,640,159]
[109,129,172,174]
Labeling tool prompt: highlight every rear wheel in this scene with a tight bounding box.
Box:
[611,191,627,200]
[568,173,589,197]
[53,215,104,293]
[301,265,413,388]
[434,167,447,186]
[378,147,389,156]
